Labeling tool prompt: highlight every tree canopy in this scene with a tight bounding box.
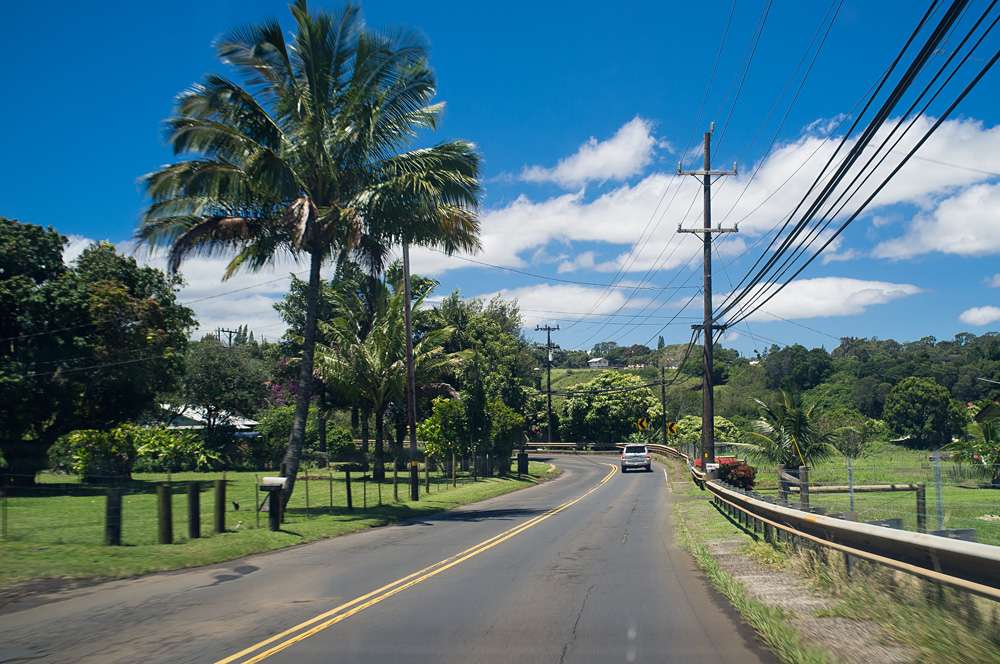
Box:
[0,219,194,482]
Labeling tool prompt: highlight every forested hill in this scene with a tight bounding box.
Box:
[537,333,1000,429]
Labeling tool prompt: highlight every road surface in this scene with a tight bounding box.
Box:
[0,455,776,663]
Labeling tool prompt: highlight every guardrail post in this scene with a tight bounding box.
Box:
[916,482,927,534]
[777,464,787,502]
[799,466,810,510]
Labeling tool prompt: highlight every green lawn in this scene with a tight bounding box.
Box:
[0,462,558,587]
[736,443,1000,545]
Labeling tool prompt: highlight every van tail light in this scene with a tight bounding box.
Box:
[646,453,650,459]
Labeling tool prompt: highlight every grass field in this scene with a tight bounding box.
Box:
[730,443,1000,545]
[0,462,558,587]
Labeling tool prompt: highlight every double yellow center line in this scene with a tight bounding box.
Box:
[216,463,618,664]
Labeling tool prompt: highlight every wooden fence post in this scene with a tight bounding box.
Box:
[104,488,122,546]
[345,470,353,513]
[187,481,200,539]
[214,479,226,533]
[157,484,173,544]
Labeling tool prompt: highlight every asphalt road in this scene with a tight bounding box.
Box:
[0,455,777,663]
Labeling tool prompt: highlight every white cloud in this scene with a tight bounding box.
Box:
[557,251,598,273]
[475,283,655,330]
[439,116,1000,287]
[986,274,1000,288]
[959,306,1000,326]
[726,277,923,321]
[873,183,1000,259]
[520,116,663,188]
[65,235,96,263]
[65,237,312,342]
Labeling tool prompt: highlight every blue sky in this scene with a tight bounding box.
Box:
[3,1,1000,357]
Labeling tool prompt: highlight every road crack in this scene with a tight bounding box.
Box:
[621,503,637,545]
[558,583,595,664]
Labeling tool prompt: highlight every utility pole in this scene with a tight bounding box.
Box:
[678,124,737,474]
[661,366,668,449]
[217,328,239,345]
[535,325,559,443]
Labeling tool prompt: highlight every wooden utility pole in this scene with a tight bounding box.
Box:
[661,366,668,448]
[535,325,559,443]
[678,124,737,474]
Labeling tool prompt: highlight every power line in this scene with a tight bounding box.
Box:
[426,248,698,291]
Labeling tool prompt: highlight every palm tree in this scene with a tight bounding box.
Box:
[315,273,469,479]
[135,2,482,503]
[739,389,836,482]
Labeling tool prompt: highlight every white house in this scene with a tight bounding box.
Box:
[587,357,609,369]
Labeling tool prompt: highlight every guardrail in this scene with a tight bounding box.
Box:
[650,444,1000,601]
[707,480,1000,601]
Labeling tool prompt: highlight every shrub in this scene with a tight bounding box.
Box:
[327,426,363,462]
[68,425,141,482]
[133,426,221,473]
[718,461,757,490]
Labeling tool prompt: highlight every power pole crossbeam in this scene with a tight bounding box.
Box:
[678,127,737,475]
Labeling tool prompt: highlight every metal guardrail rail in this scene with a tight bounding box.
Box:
[649,443,1000,601]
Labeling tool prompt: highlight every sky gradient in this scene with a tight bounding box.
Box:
[3,1,1000,357]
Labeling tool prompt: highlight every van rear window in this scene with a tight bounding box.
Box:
[625,446,646,454]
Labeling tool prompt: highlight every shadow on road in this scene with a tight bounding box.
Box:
[398,507,547,526]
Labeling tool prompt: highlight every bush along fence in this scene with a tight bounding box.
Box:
[0,453,514,547]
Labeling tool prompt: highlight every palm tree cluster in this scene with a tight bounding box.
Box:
[314,267,469,479]
[136,1,482,502]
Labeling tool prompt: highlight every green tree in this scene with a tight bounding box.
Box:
[175,336,269,432]
[676,415,742,450]
[136,2,482,502]
[883,376,961,449]
[0,220,193,483]
[763,344,832,391]
[418,397,468,460]
[739,389,836,473]
[560,372,660,444]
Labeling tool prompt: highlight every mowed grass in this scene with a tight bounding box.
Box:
[0,462,559,587]
[744,443,1000,544]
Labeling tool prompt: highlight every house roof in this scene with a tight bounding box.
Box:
[974,403,1000,423]
[160,404,259,430]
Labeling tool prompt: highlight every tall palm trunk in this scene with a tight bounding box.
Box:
[281,250,322,507]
